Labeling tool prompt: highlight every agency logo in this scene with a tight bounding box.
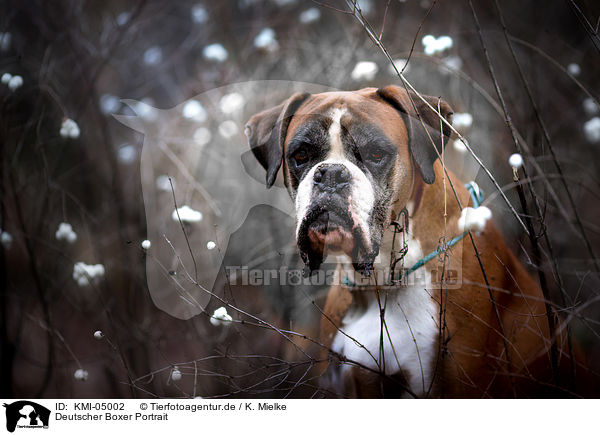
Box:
[3,401,50,433]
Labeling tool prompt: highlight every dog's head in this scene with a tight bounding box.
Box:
[245,86,453,275]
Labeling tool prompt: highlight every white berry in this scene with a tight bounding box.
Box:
[74,368,89,381]
[509,153,523,169]
[210,306,232,326]
[7,75,23,91]
[55,222,77,244]
[60,118,80,139]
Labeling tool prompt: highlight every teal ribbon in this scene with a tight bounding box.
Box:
[406,181,482,275]
[341,276,355,287]
[406,181,482,276]
[343,181,483,287]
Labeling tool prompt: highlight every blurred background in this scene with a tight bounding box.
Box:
[1,0,599,398]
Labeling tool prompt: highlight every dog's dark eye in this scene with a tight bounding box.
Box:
[292,148,309,165]
[355,145,389,166]
[366,150,384,163]
[361,147,388,165]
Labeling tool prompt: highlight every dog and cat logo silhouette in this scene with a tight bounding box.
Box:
[3,401,50,432]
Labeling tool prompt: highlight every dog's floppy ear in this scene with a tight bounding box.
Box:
[377,85,453,184]
[245,92,311,188]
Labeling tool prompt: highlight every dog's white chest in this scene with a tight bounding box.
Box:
[330,241,439,397]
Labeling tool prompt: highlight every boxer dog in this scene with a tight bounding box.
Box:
[245,86,574,398]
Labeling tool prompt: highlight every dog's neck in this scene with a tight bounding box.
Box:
[372,161,466,281]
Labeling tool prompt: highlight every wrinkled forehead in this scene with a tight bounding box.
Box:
[285,89,409,149]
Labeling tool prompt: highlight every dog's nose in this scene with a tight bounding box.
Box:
[313,164,351,192]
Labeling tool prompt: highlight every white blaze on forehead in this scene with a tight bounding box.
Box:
[328,107,346,158]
